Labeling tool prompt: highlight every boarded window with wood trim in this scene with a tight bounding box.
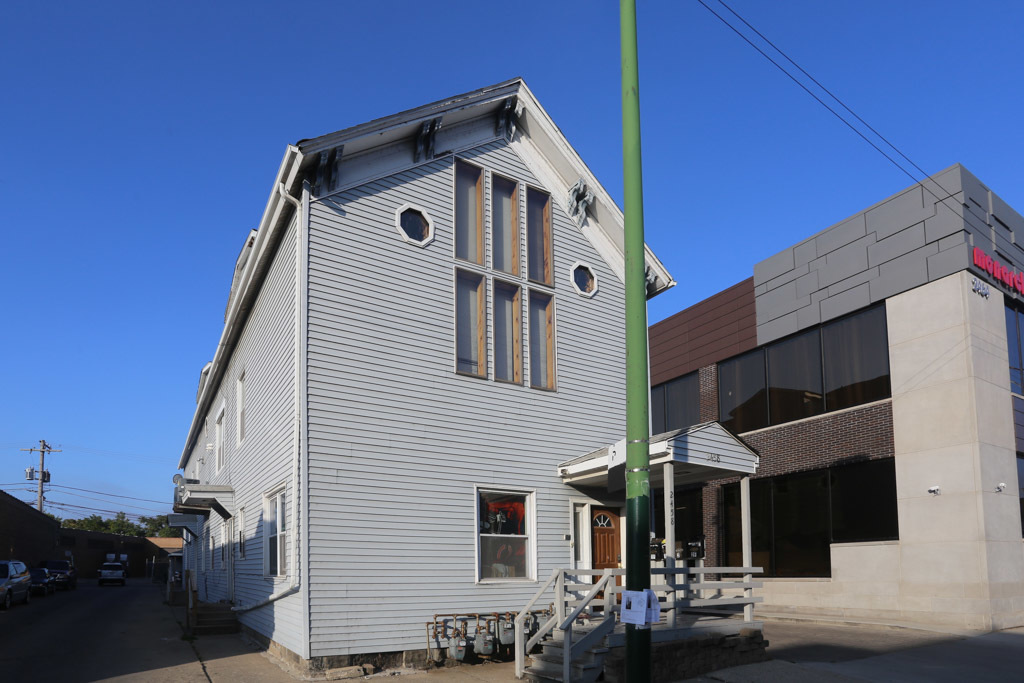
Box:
[529,290,554,389]
[455,161,484,264]
[456,270,487,377]
[492,174,519,275]
[494,281,522,383]
[526,188,551,284]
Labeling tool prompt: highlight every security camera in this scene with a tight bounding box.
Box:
[927,486,941,495]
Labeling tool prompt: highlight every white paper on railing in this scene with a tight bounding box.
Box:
[645,588,661,624]
[621,590,646,625]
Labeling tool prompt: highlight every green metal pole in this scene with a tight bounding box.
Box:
[621,0,651,680]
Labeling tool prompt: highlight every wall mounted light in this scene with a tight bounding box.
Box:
[996,482,1007,492]
[928,486,941,495]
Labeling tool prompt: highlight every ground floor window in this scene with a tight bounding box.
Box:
[264,488,287,577]
[651,486,704,552]
[477,488,533,581]
[724,458,898,577]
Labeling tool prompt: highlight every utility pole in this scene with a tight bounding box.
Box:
[621,0,652,680]
[21,440,60,512]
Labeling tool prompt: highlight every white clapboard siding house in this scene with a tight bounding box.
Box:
[170,79,680,670]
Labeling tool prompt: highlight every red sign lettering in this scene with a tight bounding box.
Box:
[973,247,1024,295]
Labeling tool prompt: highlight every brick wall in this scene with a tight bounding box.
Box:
[700,400,895,569]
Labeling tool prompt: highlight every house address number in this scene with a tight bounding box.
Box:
[972,277,990,299]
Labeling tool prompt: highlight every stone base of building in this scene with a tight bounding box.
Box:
[602,629,769,683]
[239,624,443,679]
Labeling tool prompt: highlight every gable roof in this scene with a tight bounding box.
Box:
[179,79,675,467]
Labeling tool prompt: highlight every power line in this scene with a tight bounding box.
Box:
[44,490,168,514]
[697,0,963,215]
[48,484,168,506]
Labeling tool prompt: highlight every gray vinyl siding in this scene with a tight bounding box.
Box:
[306,140,626,656]
[181,218,302,655]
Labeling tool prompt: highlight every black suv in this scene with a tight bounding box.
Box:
[39,560,77,590]
[0,560,33,609]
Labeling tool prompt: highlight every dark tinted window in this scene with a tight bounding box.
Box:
[665,373,700,432]
[725,460,897,577]
[651,384,666,435]
[652,486,704,544]
[772,471,830,577]
[767,329,823,425]
[724,478,772,570]
[1006,305,1023,394]
[719,350,768,433]
[822,305,890,411]
[830,459,899,543]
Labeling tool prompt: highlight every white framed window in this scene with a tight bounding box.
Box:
[236,371,247,445]
[264,487,287,578]
[237,508,246,559]
[207,524,214,570]
[215,404,225,473]
[395,203,435,246]
[475,487,536,582]
[569,262,598,298]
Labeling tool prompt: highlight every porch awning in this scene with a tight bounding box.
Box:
[175,485,234,519]
[558,421,759,490]
[167,513,203,539]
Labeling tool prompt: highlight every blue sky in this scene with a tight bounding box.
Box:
[2,0,1023,518]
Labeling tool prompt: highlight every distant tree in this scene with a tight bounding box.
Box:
[44,511,63,524]
[61,512,146,536]
[138,514,182,538]
[63,514,109,532]
[107,512,145,537]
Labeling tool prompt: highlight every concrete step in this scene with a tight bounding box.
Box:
[540,642,609,664]
[191,622,240,636]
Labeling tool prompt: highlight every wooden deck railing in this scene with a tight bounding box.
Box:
[513,565,762,679]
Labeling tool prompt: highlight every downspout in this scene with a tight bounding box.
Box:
[234,182,303,613]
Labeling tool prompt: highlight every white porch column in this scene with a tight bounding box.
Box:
[663,461,676,627]
[740,475,753,623]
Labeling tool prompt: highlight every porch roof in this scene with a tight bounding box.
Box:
[558,422,759,489]
[175,485,234,519]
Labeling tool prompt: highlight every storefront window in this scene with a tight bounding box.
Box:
[719,349,768,433]
[822,305,890,411]
[767,328,823,425]
[724,458,898,577]
[830,459,899,543]
[478,490,531,580]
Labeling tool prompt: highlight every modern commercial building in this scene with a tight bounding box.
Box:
[649,164,1024,631]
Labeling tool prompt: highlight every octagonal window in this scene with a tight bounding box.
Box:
[571,262,597,298]
[395,204,434,246]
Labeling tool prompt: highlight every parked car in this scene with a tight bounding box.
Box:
[0,560,32,609]
[39,560,77,590]
[29,568,56,596]
[98,563,126,586]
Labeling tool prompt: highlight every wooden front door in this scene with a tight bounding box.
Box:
[591,508,620,571]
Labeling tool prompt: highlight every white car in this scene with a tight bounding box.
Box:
[97,563,126,586]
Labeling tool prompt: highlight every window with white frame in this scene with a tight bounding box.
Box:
[264,488,287,577]
[207,525,214,570]
[477,488,534,581]
[220,524,226,566]
[237,507,246,559]
[215,406,225,472]
[237,371,246,445]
